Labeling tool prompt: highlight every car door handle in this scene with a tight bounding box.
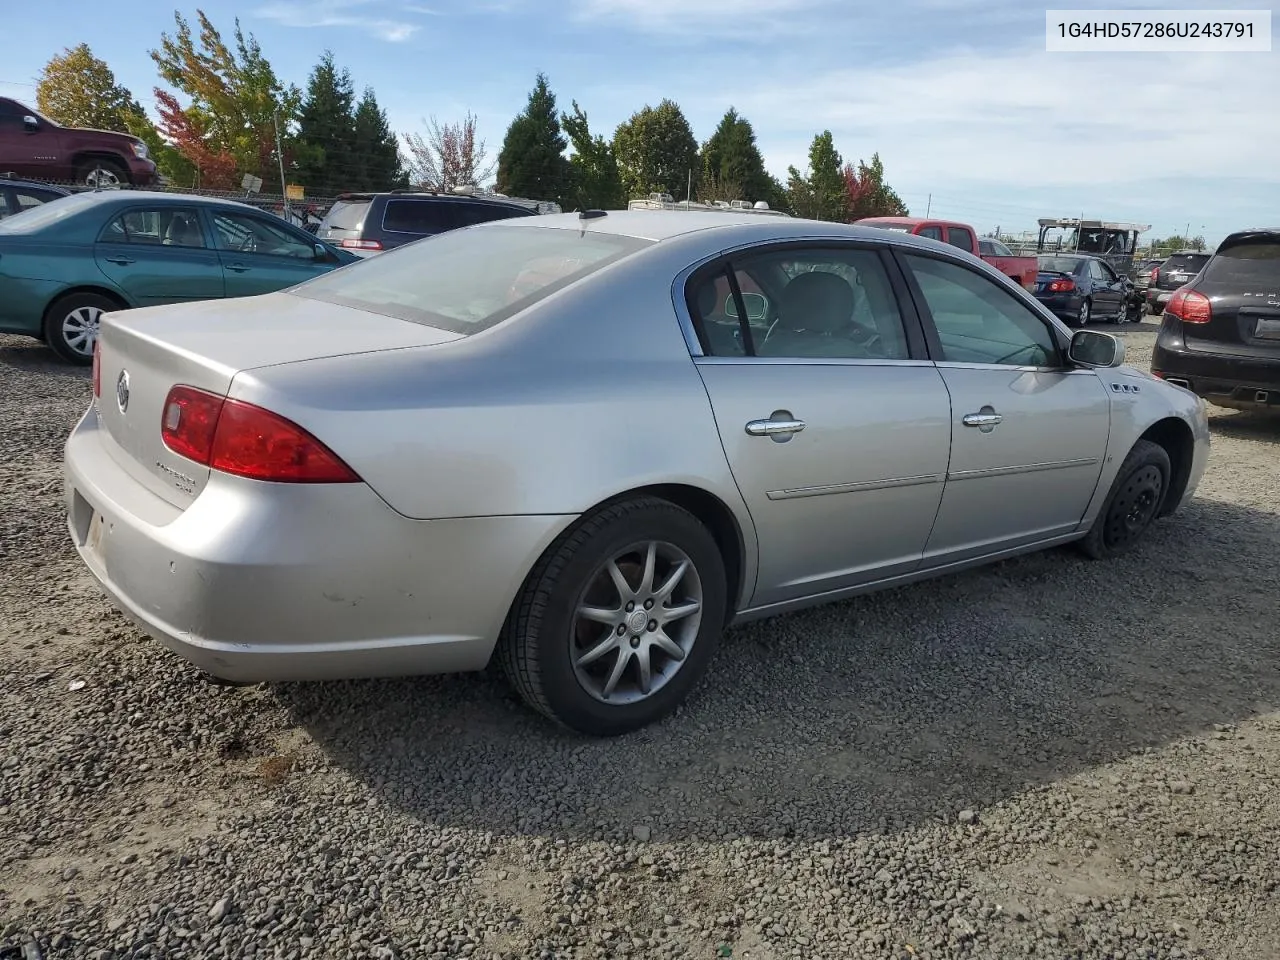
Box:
[225,263,250,273]
[962,411,1003,428]
[103,256,134,266]
[745,417,806,437]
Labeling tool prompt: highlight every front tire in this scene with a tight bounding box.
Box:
[43,292,121,365]
[1078,439,1171,560]
[499,496,728,736]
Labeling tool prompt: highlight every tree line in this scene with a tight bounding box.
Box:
[34,9,908,219]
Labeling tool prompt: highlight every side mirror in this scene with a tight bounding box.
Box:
[22,115,38,132]
[724,291,768,322]
[313,242,329,261]
[1069,329,1125,368]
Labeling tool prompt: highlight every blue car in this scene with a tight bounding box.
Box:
[1033,254,1136,327]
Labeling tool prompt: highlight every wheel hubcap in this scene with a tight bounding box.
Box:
[1079,302,1090,325]
[86,167,120,188]
[1103,465,1163,548]
[571,540,703,705]
[61,306,102,356]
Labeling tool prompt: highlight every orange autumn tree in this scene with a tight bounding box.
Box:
[153,88,237,189]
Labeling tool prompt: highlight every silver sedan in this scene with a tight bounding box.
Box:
[64,212,1210,735]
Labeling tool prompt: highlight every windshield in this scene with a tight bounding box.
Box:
[290,224,652,335]
[1201,240,1280,286]
[1038,256,1082,274]
[0,192,94,233]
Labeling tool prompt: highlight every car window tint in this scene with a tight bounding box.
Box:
[918,226,943,241]
[905,254,1058,367]
[456,201,533,226]
[1088,260,1106,280]
[0,193,10,219]
[946,227,974,251]
[685,268,762,357]
[100,208,206,247]
[1201,239,1280,285]
[382,199,456,234]
[211,211,313,259]
[692,247,910,361]
[15,190,48,211]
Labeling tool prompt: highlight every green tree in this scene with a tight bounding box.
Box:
[698,107,778,207]
[151,9,302,183]
[786,130,845,220]
[351,87,407,191]
[561,101,625,210]
[843,152,908,220]
[295,51,355,196]
[36,44,138,132]
[496,73,571,205]
[612,99,699,200]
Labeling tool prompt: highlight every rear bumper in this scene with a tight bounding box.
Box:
[1152,317,1280,410]
[63,404,574,682]
[1034,292,1082,321]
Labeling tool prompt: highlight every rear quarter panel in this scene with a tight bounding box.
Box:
[0,238,127,331]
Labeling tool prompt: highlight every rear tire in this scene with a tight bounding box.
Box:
[1076,298,1091,327]
[1078,440,1171,560]
[42,292,121,365]
[499,496,728,736]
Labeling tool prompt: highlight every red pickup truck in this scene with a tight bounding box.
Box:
[855,216,1038,290]
[0,97,158,188]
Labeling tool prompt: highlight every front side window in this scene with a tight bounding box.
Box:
[917,226,943,242]
[946,227,974,251]
[688,245,911,361]
[211,211,313,259]
[291,224,651,336]
[904,254,1059,367]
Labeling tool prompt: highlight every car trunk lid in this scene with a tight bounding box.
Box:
[94,292,463,507]
[1181,234,1280,357]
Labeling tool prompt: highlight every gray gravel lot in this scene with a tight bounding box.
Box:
[1,319,1278,960]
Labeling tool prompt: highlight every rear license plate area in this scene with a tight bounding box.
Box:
[1254,316,1280,340]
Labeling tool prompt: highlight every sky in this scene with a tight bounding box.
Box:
[2,0,1276,245]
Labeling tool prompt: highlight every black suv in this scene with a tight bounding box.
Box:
[0,174,70,220]
[316,191,540,255]
[1145,250,1211,315]
[1151,228,1280,412]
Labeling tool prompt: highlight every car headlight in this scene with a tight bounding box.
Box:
[130,141,149,160]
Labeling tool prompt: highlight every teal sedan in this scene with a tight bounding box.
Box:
[0,190,359,364]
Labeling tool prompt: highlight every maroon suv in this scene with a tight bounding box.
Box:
[0,98,159,188]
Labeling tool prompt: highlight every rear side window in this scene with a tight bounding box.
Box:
[917,226,943,241]
[1201,239,1280,285]
[456,201,534,226]
[319,199,370,234]
[290,225,652,335]
[382,199,455,234]
[946,227,974,251]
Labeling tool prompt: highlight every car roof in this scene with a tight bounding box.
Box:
[491,210,963,246]
[58,189,270,212]
[335,191,529,205]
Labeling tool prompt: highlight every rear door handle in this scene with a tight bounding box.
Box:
[745,417,806,437]
[103,256,134,266]
[225,263,250,273]
[962,411,1003,428]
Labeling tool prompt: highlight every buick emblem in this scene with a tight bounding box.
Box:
[115,369,130,414]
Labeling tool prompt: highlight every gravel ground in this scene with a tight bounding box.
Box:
[2,319,1278,960]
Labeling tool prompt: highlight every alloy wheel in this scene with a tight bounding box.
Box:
[570,540,704,705]
[61,306,102,357]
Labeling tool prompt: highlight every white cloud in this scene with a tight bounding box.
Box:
[255,0,420,42]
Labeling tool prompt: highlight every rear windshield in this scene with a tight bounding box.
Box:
[319,199,370,233]
[1161,253,1210,273]
[290,224,652,335]
[0,191,93,233]
[1038,256,1082,274]
[1201,240,1280,285]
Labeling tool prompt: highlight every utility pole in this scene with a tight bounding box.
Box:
[273,109,290,219]
[925,193,931,217]
[686,169,692,206]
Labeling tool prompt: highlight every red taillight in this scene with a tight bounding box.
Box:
[1166,287,1211,324]
[92,340,101,398]
[340,238,382,250]
[160,385,360,483]
[1149,268,1159,284]
[1047,278,1075,293]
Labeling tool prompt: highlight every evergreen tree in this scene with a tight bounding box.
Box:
[295,51,355,196]
[786,131,845,221]
[612,99,698,200]
[496,73,571,205]
[352,87,406,191]
[699,107,776,206]
[561,101,625,210]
